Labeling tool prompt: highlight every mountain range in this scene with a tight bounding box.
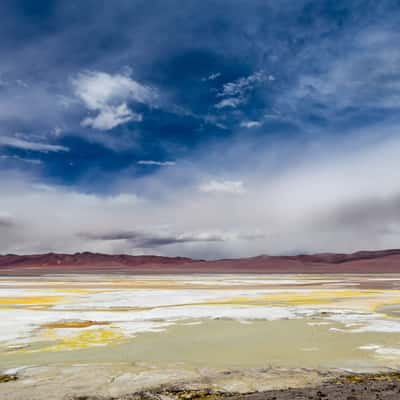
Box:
[1,249,400,274]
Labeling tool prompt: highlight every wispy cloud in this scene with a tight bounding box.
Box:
[214,71,273,109]
[218,71,271,98]
[137,160,176,166]
[276,29,400,119]
[72,70,157,130]
[202,72,221,82]
[0,136,68,153]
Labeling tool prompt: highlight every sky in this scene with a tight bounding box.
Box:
[1,0,400,258]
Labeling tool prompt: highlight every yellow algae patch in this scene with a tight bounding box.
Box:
[204,290,388,307]
[42,320,111,329]
[0,296,64,306]
[203,296,331,307]
[38,328,125,352]
[343,372,400,384]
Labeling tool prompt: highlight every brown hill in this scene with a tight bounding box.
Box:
[0,249,400,275]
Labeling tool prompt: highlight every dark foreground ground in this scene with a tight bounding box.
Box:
[63,373,400,400]
[2,371,400,399]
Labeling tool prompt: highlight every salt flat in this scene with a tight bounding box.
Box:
[1,274,400,399]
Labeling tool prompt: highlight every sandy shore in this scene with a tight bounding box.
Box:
[2,366,400,400]
[0,363,333,400]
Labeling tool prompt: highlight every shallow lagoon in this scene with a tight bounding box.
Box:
[1,274,400,372]
[2,318,400,372]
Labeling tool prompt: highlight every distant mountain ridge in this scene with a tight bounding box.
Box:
[1,249,400,274]
[0,252,192,268]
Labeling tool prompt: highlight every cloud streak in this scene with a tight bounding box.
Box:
[0,136,68,153]
[137,160,176,166]
[81,230,228,248]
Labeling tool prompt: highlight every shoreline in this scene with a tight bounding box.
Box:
[2,365,400,400]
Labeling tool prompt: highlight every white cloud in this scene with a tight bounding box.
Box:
[73,70,155,110]
[81,103,142,130]
[0,136,68,153]
[72,70,157,130]
[137,160,176,166]
[199,180,245,194]
[240,120,262,128]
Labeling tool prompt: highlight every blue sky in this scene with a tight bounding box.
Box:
[1,0,400,257]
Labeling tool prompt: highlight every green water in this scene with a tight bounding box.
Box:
[1,318,400,371]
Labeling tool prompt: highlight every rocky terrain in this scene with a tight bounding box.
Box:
[3,366,400,400]
[65,373,400,400]
[1,249,400,274]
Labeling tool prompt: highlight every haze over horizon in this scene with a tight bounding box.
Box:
[1,1,400,259]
